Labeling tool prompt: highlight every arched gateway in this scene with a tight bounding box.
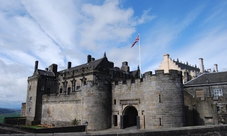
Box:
[120,106,139,129]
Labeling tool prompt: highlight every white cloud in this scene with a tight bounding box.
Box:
[0,59,29,109]
[21,0,79,49]
[78,0,154,52]
[0,0,154,109]
[108,46,138,68]
[79,0,135,50]
[175,30,227,72]
[137,9,156,25]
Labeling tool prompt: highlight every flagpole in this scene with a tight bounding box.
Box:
[138,33,142,78]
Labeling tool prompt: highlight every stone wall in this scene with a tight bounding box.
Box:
[20,103,26,117]
[25,75,38,125]
[184,84,227,126]
[112,70,184,129]
[42,76,111,131]
[25,72,57,125]
[42,95,82,126]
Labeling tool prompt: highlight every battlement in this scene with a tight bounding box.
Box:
[112,69,182,87]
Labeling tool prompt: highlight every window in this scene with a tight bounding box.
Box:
[76,86,80,90]
[60,88,62,93]
[159,94,161,103]
[159,118,162,126]
[217,106,220,112]
[213,88,223,100]
[111,71,114,79]
[29,108,31,113]
[71,79,76,92]
[29,97,32,102]
[41,85,45,91]
[123,80,126,84]
[29,85,31,90]
[114,99,116,105]
[67,87,71,95]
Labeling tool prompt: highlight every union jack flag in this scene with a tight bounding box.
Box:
[131,35,139,48]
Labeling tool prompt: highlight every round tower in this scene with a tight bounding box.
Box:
[144,70,184,129]
[82,77,112,130]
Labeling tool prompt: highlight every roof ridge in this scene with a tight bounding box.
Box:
[59,57,105,73]
[184,73,204,85]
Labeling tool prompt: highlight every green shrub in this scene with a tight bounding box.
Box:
[72,118,78,126]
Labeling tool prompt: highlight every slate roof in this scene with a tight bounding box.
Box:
[173,60,200,71]
[184,71,227,86]
[38,70,55,77]
[131,70,140,78]
[59,57,109,73]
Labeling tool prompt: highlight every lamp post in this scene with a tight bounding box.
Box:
[85,121,88,133]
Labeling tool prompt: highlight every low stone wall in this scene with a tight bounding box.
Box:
[143,125,227,136]
[20,125,85,133]
[4,117,26,125]
[1,124,227,136]
[89,125,227,136]
[0,123,85,134]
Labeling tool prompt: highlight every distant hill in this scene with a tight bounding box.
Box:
[0,108,21,123]
[0,108,20,115]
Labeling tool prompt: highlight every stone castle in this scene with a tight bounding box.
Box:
[22,53,185,130]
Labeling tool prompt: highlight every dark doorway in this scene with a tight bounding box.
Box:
[122,106,138,128]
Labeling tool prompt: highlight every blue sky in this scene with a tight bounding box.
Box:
[0,0,227,109]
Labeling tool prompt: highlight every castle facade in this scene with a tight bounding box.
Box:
[159,54,200,83]
[22,53,184,130]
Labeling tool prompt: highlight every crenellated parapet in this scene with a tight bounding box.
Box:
[112,70,182,88]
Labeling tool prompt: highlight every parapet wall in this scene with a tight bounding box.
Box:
[113,69,182,86]
[1,124,227,135]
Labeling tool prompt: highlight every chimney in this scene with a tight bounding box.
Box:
[121,61,130,72]
[164,54,170,60]
[49,64,58,74]
[199,58,204,73]
[183,71,189,83]
[214,64,218,72]
[207,69,211,73]
[34,61,38,72]
[163,54,170,73]
[68,62,71,69]
[87,55,91,63]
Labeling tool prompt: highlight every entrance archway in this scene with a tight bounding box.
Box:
[122,106,138,128]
